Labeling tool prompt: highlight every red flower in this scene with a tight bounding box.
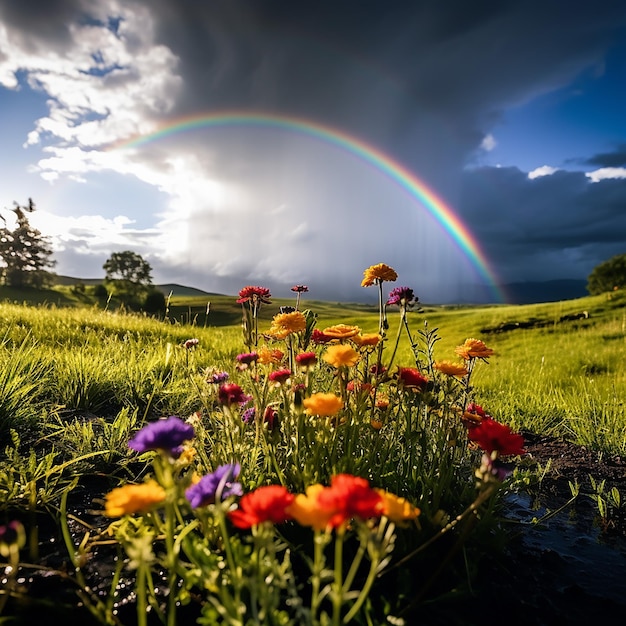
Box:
[311,329,333,344]
[295,352,317,367]
[218,383,251,406]
[316,474,383,528]
[263,406,278,430]
[397,367,428,390]
[237,286,272,305]
[268,368,292,385]
[291,285,309,293]
[229,485,294,528]
[467,419,526,456]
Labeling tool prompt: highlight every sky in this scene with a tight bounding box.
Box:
[1,0,626,304]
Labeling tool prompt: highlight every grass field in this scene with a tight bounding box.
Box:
[1,277,624,624]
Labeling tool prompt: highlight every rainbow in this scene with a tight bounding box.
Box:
[113,111,505,302]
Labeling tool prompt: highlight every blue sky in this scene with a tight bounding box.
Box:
[1,0,626,304]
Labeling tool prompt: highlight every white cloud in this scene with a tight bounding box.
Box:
[528,165,559,179]
[480,133,497,151]
[586,167,626,183]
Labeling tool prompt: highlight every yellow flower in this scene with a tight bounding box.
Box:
[303,392,344,416]
[268,311,307,339]
[361,263,398,287]
[454,338,495,360]
[257,346,285,365]
[352,333,381,347]
[375,489,421,525]
[321,324,361,340]
[434,360,469,377]
[323,344,361,368]
[104,480,166,517]
[286,484,334,531]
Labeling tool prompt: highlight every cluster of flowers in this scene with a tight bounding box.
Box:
[104,416,420,530]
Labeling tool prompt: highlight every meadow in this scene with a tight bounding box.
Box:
[1,268,625,625]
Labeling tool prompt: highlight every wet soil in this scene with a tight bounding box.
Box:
[4,433,626,625]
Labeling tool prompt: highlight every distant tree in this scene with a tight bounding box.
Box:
[103,250,153,302]
[143,288,167,316]
[0,198,56,288]
[587,253,626,295]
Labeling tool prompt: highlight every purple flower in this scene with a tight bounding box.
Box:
[242,407,256,424]
[186,463,243,508]
[386,286,417,307]
[236,352,259,365]
[208,371,229,384]
[129,416,195,456]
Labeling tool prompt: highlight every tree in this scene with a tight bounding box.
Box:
[587,253,626,295]
[0,198,56,288]
[103,250,153,301]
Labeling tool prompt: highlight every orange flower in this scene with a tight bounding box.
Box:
[268,311,307,339]
[257,346,284,365]
[228,485,294,528]
[455,338,494,360]
[375,489,420,525]
[303,392,344,416]
[323,344,361,368]
[434,360,469,377]
[352,333,381,347]
[361,263,398,287]
[370,418,384,430]
[104,480,166,517]
[286,484,334,531]
[321,324,361,340]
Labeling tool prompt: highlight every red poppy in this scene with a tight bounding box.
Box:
[316,474,383,528]
[229,485,294,528]
[467,419,526,456]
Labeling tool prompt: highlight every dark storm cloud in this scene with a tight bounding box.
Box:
[461,166,626,281]
[586,144,626,167]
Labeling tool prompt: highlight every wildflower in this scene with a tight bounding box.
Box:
[396,367,428,390]
[229,485,294,528]
[218,383,252,406]
[303,392,344,416]
[263,406,278,430]
[268,311,307,339]
[346,381,373,394]
[104,480,166,517]
[291,285,309,293]
[375,489,421,525]
[295,351,317,369]
[352,333,381,347]
[455,338,494,360]
[375,393,390,408]
[208,371,229,384]
[186,464,243,508]
[477,453,516,482]
[286,484,334,531]
[311,329,333,344]
[370,418,383,430]
[467,419,526,457]
[236,352,259,365]
[0,521,26,556]
[434,360,468,377]
[361,263,398,287]
[183,338,200,349]
[269,368,291,386]
[257,346,284,365]
[321,324,361,340]
[386,286,416,307]
[128,416,195,456]
[317,474,383,528]
[242,407,256,423]
[462,403,491,425]
[323,344,361,368]
[237,286,272,305]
